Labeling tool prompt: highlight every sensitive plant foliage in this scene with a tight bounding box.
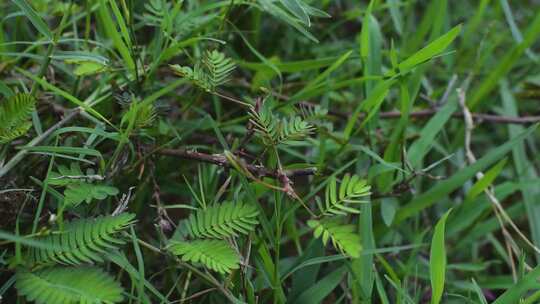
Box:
[15,267,124,304]
[0,93,36,144]
[171,50,236,92]
[317,174,371,216]
[1,0,540,303]
[121,101,157,129]
[179,201,259,239]
[13,213,134,303]
[168,240,240,274]
[24,213,135,266]
[307,219,362,258]
[249,101,315,145]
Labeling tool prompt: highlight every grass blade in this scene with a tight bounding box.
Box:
[468,10,540,109]
[430,209,451,304]
[344,79,395,139]
[289,50,353,104]
[97,0,136,73]
[292,266,346,304]
[399,24,462,74]
[15,67,113,127]
[10,0,52,40]
[395,123,538,224]
[493,266,540,304]
[500,79,540,259]
[407,96,458,168]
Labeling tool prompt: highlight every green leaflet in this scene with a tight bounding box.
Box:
[249,101,314,146]
[16,266,124,304]
[307,218,362,258]
[171,50,236,93]
[180,201,259,239]
[25,213,135,266]
[317,173,371,216]
[0,93,36,144]
[169,239,240,274]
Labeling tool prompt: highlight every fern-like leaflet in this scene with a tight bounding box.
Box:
[171,64,211,91]
[16,266,124,304]
[144,0,171,20]
[25,213,135,266]
[168,240,240,274]
[249,102,313,146]
[0,93,36,144]
[300,103,328,121]
[203,50,236,88]
[144,0,216,38]
[248,103,280,145]
[120,100,156,129]
[170,50,235,93]
[279,115,314,144]
[307,219,361,258]
[316,174,371,216]
[179,201,259,239]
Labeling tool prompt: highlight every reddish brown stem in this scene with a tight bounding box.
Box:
[158,148,317,178]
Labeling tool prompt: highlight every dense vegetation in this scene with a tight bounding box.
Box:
[1,0,540,303]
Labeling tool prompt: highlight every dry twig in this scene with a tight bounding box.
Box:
[158,148,317,179]
[457,88,540,280]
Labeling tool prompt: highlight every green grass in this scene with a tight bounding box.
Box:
[1,0,540,303]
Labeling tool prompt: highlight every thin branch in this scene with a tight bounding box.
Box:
[158,148,317,179]
[234,79,540,124]
[174,288,217,303]
[377,109,540,124]
[319,105,540,125]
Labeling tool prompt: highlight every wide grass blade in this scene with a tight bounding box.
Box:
[399,25,462,74]
[493,266,540,303]
[500,79,540,259]
[407,96,458,168]
[292,266,346,304]
[10,0,52,40]
[430,209,451,304]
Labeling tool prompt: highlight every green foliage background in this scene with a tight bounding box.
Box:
[1,0,540,303]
